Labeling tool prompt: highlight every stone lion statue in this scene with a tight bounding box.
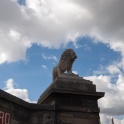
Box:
[52,49,77,80]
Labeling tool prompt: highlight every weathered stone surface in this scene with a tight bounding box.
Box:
[0,89,55,124]
[52,49,77,80]
[38,74,103,104]
[0,74,104,124]
[37,74,104,124]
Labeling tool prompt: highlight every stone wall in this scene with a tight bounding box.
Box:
[0,89,55,124]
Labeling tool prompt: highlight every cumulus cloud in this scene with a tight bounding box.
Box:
[0,0,124,64]
[4,78,34,103]
[84,74,124,123]
[84,74,124,115]
[84,55,124,124]
[107,65,121,75]
[93,60,123,77]
[0,28,31,64]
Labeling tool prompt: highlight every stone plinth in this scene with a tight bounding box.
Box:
[0,74,104,124]
[38,74,105,124]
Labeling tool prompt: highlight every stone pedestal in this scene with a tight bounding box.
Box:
[38,74,104,124]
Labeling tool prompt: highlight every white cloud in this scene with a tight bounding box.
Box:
[100,114,124,124]
[84,58,124,123]
[0,0,124,64]
[93,60,123,76]
[72,70,78,75]
[0,28,31,64]
[4,78,35,103]
[107,65,121,75]
[0,53,7,64]
[100,114,110,124]
[41,64,48,70]
[84,74,124,115]
[42,53,58,61]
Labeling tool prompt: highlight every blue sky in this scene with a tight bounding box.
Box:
[0,0,124,123]
[0,37,121,100]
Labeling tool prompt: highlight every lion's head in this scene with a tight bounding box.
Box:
[59,49,77,70]
[60,49,77,62]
